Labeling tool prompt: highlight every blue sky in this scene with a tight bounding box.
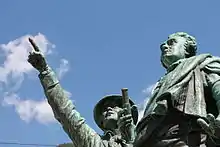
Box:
[0,1,220,146]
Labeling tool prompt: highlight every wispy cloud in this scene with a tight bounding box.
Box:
[142,84,157,95]
[64,89,72,98]
[56,59,70,79]
[137,83,157,122]
[2,93,55,124]
[0,33,71,124]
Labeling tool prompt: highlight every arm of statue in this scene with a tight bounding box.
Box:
[197,62,220,144]
[28,38,125,147]
[39,67,107,147]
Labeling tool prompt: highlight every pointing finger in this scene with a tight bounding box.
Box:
[28,38,40,52]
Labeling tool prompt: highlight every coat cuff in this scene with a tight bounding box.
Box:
[38,67,59,90]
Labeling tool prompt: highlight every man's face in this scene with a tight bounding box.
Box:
[102,106,122,130]
[160,36,187,68]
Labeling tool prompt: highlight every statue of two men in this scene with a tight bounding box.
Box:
[28,32,220,147]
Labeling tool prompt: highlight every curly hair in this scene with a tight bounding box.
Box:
[168,32,197,58]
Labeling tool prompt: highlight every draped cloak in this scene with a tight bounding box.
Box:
[135,54,220,145]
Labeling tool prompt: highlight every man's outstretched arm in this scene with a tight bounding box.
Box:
[28,38,109,147]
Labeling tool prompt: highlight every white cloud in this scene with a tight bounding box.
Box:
[142,82,158,95]
[56,59,70,79]
[64,89,72,98]
[0,33,72,124]
[2,93,55,124]
[137,98,149,122]
[137,83,157,122]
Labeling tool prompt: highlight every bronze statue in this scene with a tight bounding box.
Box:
[27,38,138,147]
[135,32,220,147]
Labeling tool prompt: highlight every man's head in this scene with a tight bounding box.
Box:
[160,32,197,68]
[93,95,138,131]
[101,105,123,130]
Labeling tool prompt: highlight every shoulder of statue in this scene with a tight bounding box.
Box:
[186,53,212,62]
[199,54,220,69]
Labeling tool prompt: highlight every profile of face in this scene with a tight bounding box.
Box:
[160,36,187,68]
[102,106,123,130]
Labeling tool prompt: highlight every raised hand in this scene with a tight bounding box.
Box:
[27,38,48,72]
[117,108,135,143]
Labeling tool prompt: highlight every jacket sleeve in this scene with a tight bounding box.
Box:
[203,71,220,145]
[38,67,111,147]
[202,58,220,118]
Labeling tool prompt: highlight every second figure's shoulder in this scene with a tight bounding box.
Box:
[196,53,220,71]
[195,53,220,60]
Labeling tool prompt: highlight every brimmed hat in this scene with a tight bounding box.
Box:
[93,95,138,130]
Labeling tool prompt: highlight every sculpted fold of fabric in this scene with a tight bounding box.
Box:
[136,54,220,146]
[143,54,211,119]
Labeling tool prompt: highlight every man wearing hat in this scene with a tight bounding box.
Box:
[27,38,138,147]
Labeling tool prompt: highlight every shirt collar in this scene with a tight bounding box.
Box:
[166,59,185,72]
